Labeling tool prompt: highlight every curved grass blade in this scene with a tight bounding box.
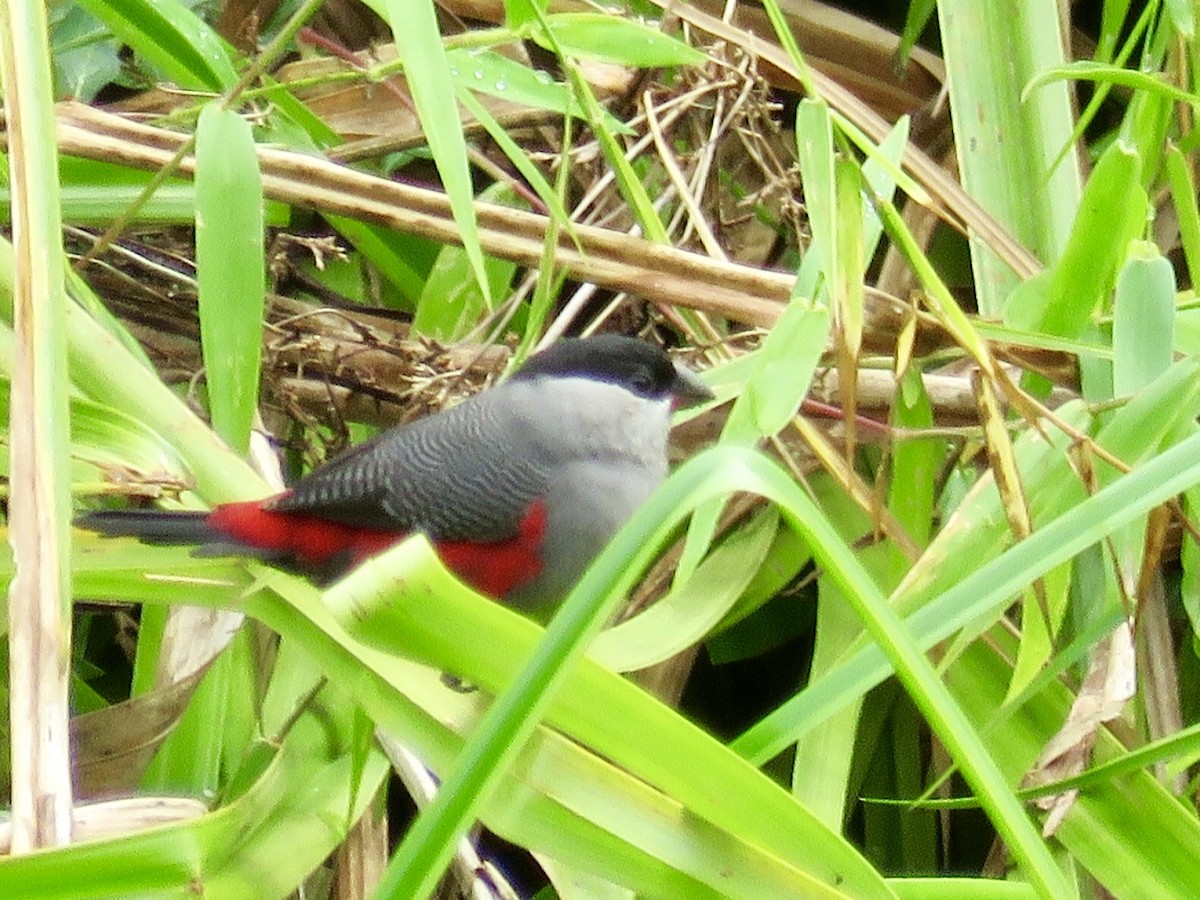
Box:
[73,0,237,92]
[336,445,1068,898]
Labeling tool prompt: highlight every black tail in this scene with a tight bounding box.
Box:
[77,508,341,580]
[75,509,218,546]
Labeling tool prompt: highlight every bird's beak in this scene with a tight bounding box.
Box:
[670,363,715,409]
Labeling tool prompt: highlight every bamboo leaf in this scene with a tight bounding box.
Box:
[538,13,707,67]
[1112,242,1176,396]
[73,0,237,91]
[194,104,264,455]
[373,0,492,305]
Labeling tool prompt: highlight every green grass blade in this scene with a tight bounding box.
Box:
[521,0,669,245]
[329,453,899,899]
[538,13,707,67]
[337,445,1069,896]
[413,183,518,340]
[73,0,237,91]
[0,690,389,898]
[590,505,779,672]
[1112,241,1176,396]
[1024,60,1200,106]
[194,103,265,455]
[1007,139,1145,341]
[374,0,492,305]
[1165,145,1200,288]
[735,361,1200,763]
[796,99,836,292]
[937,0,1081,315]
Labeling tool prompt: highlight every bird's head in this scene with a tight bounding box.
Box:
[513,335,713,410]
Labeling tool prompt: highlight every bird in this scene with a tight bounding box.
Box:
[77,335,713,618]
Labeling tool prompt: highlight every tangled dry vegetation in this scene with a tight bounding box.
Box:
[67,0,1026,446]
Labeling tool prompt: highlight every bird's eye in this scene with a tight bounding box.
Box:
[629,371,655,393]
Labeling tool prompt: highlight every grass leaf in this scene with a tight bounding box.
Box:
[194,104,264,455]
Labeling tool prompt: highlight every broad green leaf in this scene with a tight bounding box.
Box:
[414,183,521,340]
[0,382,183,484]
[791,481,891,829]
[2,156,289,227]
[590,506,779,672]
[325,213,439,307]
[74,0,237,92]
[539,13,707,67]
[795,99,836,291]
[833,157,864,346]
[677,296,828,579]
[1006,561,1071,701]
[195,104,265,455]
[888,367,939,552]
[746,301,830,436]
[938,0,1080,314]
[0,685,389,898]
[1112,242,1175,396]
[447,47,630,135]
[49,5,121,101]
[1165,0,1195,37]
[1096,1,1136,62]
[1008,139,1144,340]
[707,522,814,645]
